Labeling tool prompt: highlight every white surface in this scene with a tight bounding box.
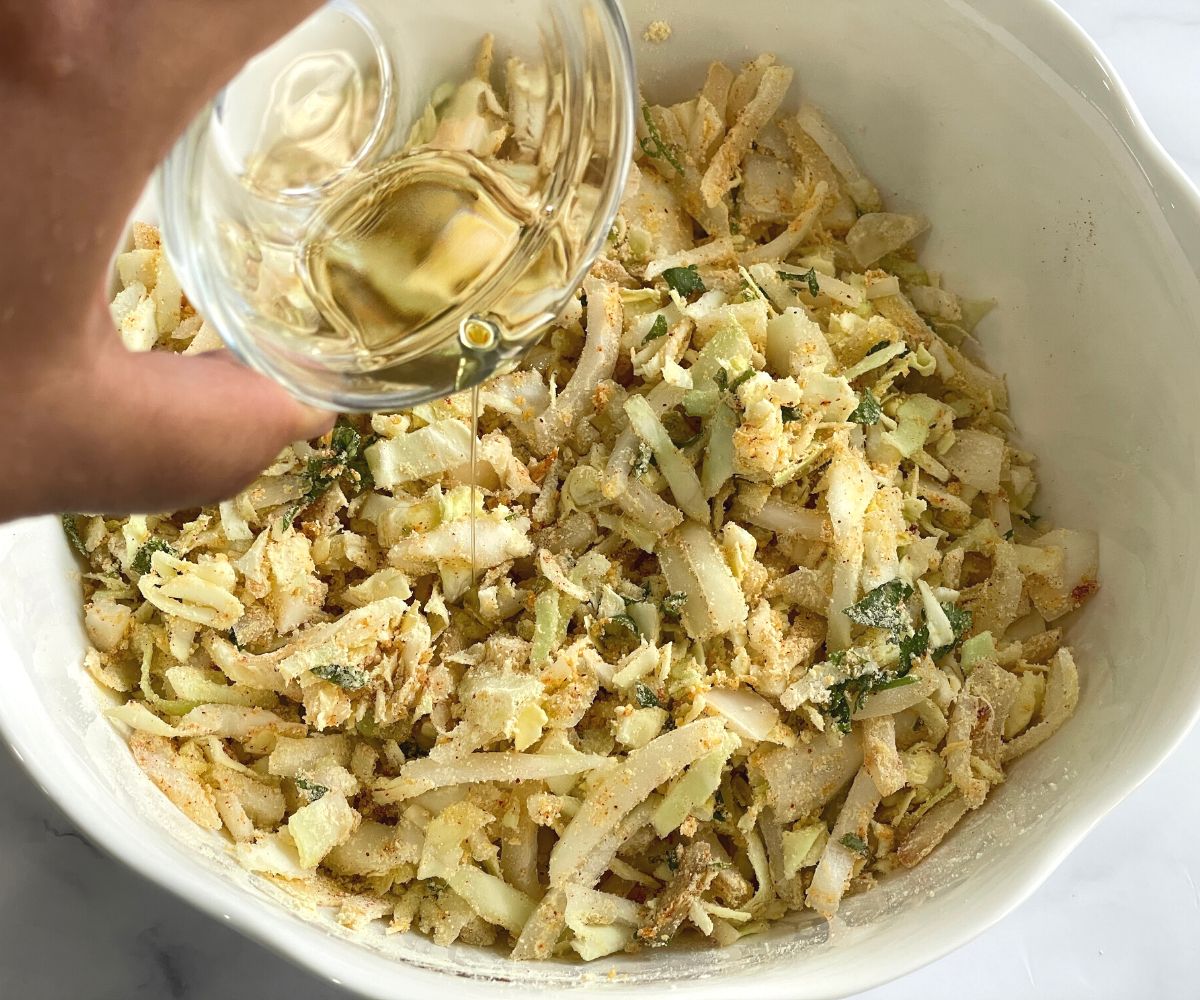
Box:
[1,0,1198,997]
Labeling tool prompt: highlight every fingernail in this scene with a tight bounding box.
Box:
[296,403,338,439]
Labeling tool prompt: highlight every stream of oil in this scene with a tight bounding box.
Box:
[469,382,480,589]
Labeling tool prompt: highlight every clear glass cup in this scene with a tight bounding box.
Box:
[158,0,635,411]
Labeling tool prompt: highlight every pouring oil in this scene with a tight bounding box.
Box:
[469,382,481,588]
[460,322,498,592]
[298,149,536,366]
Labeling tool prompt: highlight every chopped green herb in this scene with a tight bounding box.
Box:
[399,740,430,761]
[311,664,369,691]
[661,592,688,620]
[131,538,172,576]
[593,614,642,661]
[348,437,376,492]
[877,675,920,693]
[827,581,932,730]
[865,340,892,356]
[1003,528,1015,540]
[713,368,729,393]
[839,833,869,856]
[712,788,727,822]
[662,410,699,447]
[635,682,663,709]
[227,627,243,651]
[778,267,821,296]
[729,199,743,238]
[640,105,685,174]
[295,776,328,802]
[934,603,973,658]
[843,580,913,635]
[642,314,669,345]
[942,603,973,640]
[827,668,917,733]
[1017,511,1041,527]
[727,369,755,394]
[279,501,305,525]
[738,268,769,303]
[898,625,930,673]
[662,264,707,299]
[781,405,803,424]
[61,514,88,558]
[848,388,883,425]
[299,420,371,511]
[826,679,854,732]
[664,846,681,871]
[632,442,654,477]
[330,422,361,458]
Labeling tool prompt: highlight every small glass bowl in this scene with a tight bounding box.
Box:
[158,0,635,411]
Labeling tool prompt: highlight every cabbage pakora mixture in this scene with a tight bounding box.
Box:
[69,51,1098,960]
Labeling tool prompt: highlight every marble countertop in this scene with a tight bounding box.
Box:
[4,1,1199,997]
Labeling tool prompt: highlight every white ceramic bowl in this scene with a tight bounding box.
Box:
[2,1,1199,997]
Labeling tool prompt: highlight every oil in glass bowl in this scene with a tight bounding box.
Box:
[298,150,537,365]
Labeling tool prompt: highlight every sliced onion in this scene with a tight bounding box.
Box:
[896,792,970,868]
[572,798,659,889]
[940,428,1004,494]
[624,394,708,523]
[741,497,831,541]
[845,212,929,268]
[703,687,779,741]
[447,866,536,934]
[617,479,684,535]
[795,103,882,212]
[658,521,748,640]
[528,277,621,455]
[1001,647,1079,762]
[805,767,880,918]
[375,751,609,804]
[751,730,863,823]
[549,718,726,885]
[852,661,938,719]
[861,715,905,796]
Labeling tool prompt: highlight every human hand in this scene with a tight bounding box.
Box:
[0,0,331,522]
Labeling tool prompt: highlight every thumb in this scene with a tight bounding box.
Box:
[26,340,334,518]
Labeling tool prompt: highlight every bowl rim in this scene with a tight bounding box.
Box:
[3,0,1200,997]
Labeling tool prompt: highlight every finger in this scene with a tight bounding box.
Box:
[19,341,334,518]
[109,1,328,160]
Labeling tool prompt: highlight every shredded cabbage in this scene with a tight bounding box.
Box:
[86,46,1096,959]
